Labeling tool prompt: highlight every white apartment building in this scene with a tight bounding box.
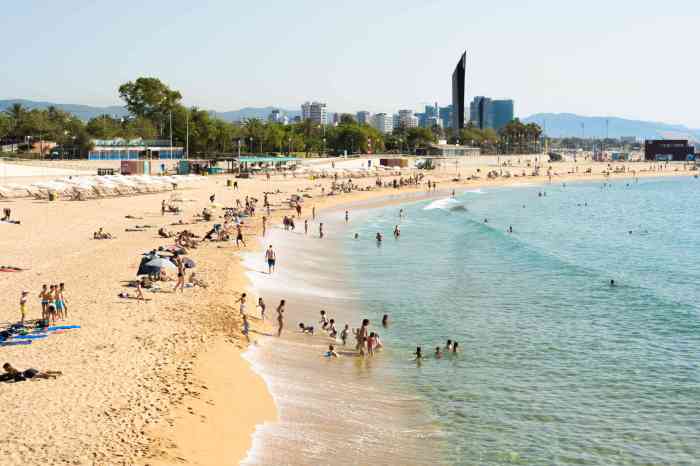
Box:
[372,113,394,134]
[301,101,328,125]
[398,109,419,129]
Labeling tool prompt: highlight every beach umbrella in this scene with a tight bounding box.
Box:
[138,257,177,276]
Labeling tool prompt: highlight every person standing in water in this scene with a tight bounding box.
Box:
[265,245,276,274]
[312,206,316,220]
[319,222,324,239]
[376,232,383,243]
[345,210,349,223]
[304,219,309,235]
[262,216,267,236]
[276,299,286,337]
[393,225,400,238]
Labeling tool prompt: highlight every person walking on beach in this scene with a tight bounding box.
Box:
[345,210,349,223]
[319,222,324,239]
[312,206,316,220]
[296,203,302,217]
[304,219,309,235]
[262,216,267,236]
[161,199,166,216]
[257,297,266,320]
[265,245,276,274]
[276,299,286,337]
[235,293,247,316]
[242,314,250,342]
[235,224,246,248]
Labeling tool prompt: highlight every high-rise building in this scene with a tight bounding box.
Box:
[491,100,514,131]
[268,109,288,125]
[398,110,419,129]
[300,101,328,125]
[439,105,453,129]
[372,113,393,134]
[470,97,513,131]
[356,111,371,125]
[451,51,467,130]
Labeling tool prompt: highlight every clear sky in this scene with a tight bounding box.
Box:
[2,0,699,126]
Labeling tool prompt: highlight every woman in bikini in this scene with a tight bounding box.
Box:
[276,299,286,337]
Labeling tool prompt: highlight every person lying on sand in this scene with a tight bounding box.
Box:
[93,227,113,239]
[187,272,207,288]
[1,363,62,382]
[158,227,174,238]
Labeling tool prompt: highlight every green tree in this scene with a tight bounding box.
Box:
[86,115,123,139]
[118,77,182,124]
[405,127,435,152]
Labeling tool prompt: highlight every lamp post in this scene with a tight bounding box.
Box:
[249,137,253,154]
[288,137,291,155]
[322,137,326,157]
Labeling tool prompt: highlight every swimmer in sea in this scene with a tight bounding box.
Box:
[324,344,339,358]
[452,342,459,353]
[382,314,389,327]
[376,232,383,243]
[508,225,513,233]
[414,346,423,361]
[435,347,443,359]
[610,279,616,286]
[445,339,452,352]
[354,233,359,239]
[393,225,400,238]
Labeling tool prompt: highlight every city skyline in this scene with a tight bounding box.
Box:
[2,1,699,126]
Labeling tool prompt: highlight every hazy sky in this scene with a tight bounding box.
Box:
[2,0,699,126]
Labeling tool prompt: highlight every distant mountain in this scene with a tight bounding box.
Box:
[0,99,129,120]
[215,106,300,122]
[0,99,300,123]
[522,113,700,142]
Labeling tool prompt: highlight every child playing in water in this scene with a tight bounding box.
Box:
[319,310,329,330]
[328,319,337,338]
[367,332,377,356]
[340,324,350,346]
[298,323,314,335]
[323,344,339,358]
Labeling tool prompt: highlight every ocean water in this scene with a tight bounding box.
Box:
[244,176,700,465]
[342,176,700,465]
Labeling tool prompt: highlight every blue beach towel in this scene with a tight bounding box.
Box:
[0,340,32,346]
[47,325,81,331]
[12,334,48,340]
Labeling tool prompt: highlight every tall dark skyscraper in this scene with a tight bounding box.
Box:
[451,51,466,131]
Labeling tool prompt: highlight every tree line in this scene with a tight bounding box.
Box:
[0,77,543,157]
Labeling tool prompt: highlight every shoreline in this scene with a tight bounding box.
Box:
[0,159,694,465]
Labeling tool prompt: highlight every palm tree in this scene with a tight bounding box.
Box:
[5,103,26,134]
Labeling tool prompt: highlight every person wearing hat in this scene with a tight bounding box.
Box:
[19,290,29,325]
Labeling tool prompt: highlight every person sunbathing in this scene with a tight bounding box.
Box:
[158,227,174,238]
[93,228,113,239]
[188,273,208,288]
[1,363,62,382]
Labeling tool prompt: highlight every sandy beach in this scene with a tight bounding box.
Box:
[0,157,694,465]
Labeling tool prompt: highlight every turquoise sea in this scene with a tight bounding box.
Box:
[342,177,700,465]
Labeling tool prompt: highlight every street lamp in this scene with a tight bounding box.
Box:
[322,137,326,157]
[249,137,253,154]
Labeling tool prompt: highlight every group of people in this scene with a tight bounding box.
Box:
[415,339,460,361]
[34,283,68,324]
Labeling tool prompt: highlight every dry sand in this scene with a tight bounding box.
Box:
[0,158,693,465]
